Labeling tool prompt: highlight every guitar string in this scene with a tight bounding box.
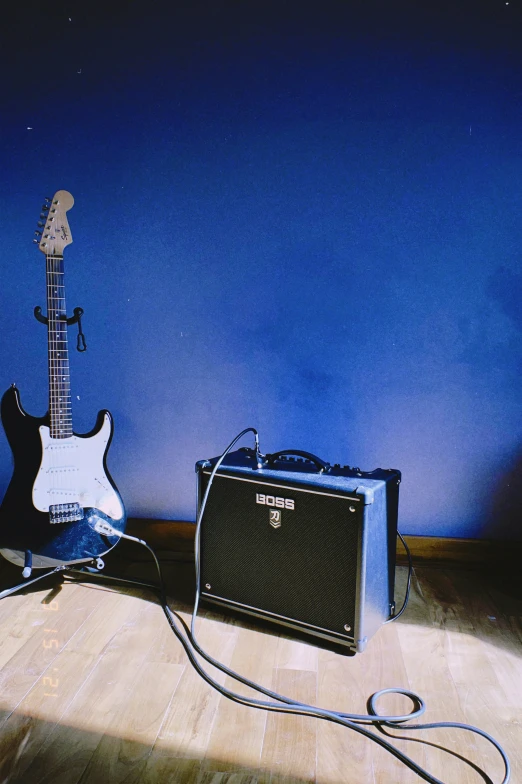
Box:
[54,256,69,504]
[46,254,53,509]
[47,254,54,507]
[48,255,57,507]
[54,258,67,499]
[47,253,72,512]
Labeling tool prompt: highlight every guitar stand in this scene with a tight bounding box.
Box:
[0,560,157,602]
[34,305,87,351]
[0,565,69,601]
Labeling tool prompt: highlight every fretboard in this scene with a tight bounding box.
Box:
[46,254,72,439]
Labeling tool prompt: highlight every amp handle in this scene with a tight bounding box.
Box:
[264,450,331,473]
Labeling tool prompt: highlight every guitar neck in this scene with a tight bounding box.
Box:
[46,254,73,438]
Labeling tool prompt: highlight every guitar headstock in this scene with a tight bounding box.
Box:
[34,190,74,255]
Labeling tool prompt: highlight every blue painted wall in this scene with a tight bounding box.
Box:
[1,2,521,539]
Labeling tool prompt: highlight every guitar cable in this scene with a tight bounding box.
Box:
[91,427,510,784]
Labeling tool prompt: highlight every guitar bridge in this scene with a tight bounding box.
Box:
[49,502,83,524]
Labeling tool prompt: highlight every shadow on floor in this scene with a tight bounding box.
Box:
[0,706,310,784]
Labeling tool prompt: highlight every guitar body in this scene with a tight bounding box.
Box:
[0,385,126,567]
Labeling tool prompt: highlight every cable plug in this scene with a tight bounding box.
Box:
[93,518,145,545]
[93,519,122,537]
[251,430,267,469]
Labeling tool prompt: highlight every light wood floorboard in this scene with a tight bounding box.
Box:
[0,564,519,784]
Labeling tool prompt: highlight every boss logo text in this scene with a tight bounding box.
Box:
[256,493,294,510]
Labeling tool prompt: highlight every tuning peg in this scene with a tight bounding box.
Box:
[37,221,45,227]
[32,238,40,244]
[44,196,52,202]
[34,230,42,237]
[40,212,48,219]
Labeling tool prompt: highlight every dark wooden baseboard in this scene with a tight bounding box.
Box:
[127,518,195,555]
[126,518,522,568]
[395,534,522,568]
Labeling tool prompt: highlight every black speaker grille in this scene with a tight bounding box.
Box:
[199,473,360,635]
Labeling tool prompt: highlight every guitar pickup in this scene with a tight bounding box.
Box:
[49,502,83,524]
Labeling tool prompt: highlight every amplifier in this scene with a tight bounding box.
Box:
[195,448,401,653]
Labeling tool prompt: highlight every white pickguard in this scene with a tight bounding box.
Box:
[32,414,124,520]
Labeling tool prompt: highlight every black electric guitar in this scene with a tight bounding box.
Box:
[0,191,126,573]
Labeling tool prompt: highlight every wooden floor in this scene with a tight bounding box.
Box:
[0,557,520,784]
